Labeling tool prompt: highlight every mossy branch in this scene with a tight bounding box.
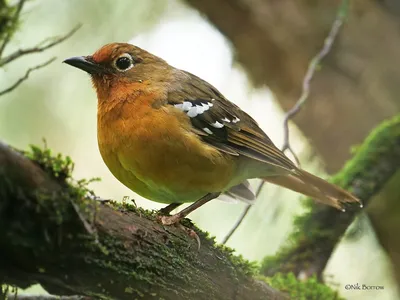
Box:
[0,141,288,300]
[261,115,400,279]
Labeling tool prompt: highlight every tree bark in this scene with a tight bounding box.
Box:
[6,296,85,300]
[260,115,400,280]
[367,171,400,282]
[0,142,287,300]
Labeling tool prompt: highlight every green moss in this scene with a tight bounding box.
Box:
[260,200,315,275]
[105,199,260,279]
[24,141,100,199]
[106,200,157,220]
[25,142,74,182]
[82,204,259,297]
[265,273,344,300]
[213,243,259,276]
[261,115,400,275]
[331,115,400,193]
[0,143,103,254]
[21,143,262,281]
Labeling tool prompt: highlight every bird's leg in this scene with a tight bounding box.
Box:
[160,192,221,226]
[158,203,182,215]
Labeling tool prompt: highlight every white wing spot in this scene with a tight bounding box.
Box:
[174,99,219,118]
[201,103,211,111]
[203,128,213,135]
[232,117,241,123]
[187,106,199,118]
[181,101,192,111]
[175,102,214,118]
[222,117,231,123]
[211,121,224,128]
[196,104,206,114]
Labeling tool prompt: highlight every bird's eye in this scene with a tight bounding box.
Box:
[114,53,134,71]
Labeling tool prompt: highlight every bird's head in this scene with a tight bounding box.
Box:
[64,43,170,101]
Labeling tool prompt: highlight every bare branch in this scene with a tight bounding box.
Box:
[281,0,349,158]
[0,0,27,57]
[222,0,349,244]
[222,180,266,244]
[0,24,81,67]
[0,58,55,96]
[222,204,251,244]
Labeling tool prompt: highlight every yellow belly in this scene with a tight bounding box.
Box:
[97,102,237,204]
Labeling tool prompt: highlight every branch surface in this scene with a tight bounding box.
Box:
[0,142,286,300]
[260,115,400,278]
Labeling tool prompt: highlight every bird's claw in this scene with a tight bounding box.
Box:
[185,227,201,251]
[157,215,201,250]
[158,214,181,226]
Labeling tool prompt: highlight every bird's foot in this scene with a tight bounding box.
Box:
[158,203,182,216]
[157,215,201,250]
[159,214,182,225]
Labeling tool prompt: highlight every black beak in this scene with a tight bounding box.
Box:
[63,56,107,74]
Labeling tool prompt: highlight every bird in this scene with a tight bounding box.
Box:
[63,43,362,226]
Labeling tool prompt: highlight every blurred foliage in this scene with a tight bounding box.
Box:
[24,141,101,195]
[266,273,344,300]
[12,143,101,233]
[0,0,19,42]
[213,243,259,276]
[25,140,74,182]
[260,114,400,292]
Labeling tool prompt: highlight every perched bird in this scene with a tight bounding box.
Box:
[64,43,361,225]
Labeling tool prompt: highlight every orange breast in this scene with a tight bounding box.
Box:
[97,92,237,204]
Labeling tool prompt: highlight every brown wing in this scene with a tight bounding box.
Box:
[167,71,297,173]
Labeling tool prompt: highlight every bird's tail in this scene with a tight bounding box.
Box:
[262,170,362,211]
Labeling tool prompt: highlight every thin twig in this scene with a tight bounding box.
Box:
[222,0,349,245]
[221,181,265,244]
[0,0,27,58]
[0,57,55,96]
[0,24,81,67]
[281,0,349,160]
[221,204,252,244]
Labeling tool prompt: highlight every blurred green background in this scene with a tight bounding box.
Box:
[1,0,398,299]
